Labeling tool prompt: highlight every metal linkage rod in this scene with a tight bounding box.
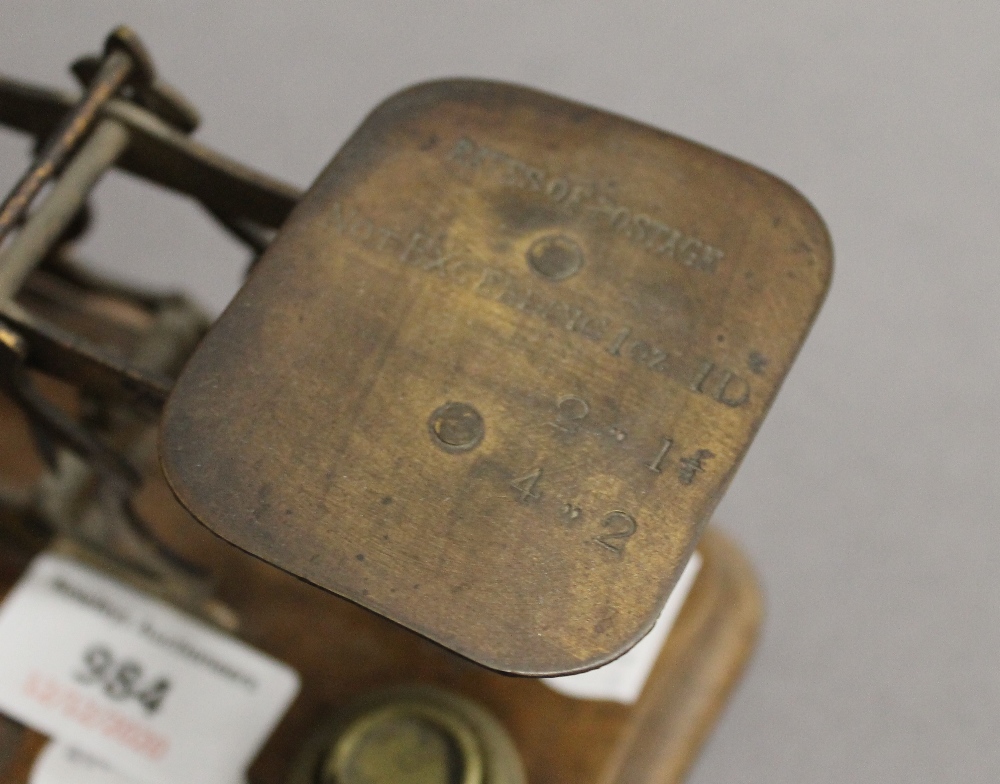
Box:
[0,119,130,299]
[0,26,153,250]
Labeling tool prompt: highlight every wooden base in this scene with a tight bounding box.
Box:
[0,397,762,784]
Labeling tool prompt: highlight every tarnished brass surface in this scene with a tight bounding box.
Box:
[0,385,763,784]
[288,686,525,784]
[0,77,299,228]
[162,80,830,675]
[0,69,301,407]
[0,487,764,784]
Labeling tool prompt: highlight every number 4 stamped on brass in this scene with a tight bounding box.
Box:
[510,467,543,501]
[508,466,639,556]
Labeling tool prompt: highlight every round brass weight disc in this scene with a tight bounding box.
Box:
[289,686,526,784]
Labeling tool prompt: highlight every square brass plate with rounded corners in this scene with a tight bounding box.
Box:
[160,80,830,676]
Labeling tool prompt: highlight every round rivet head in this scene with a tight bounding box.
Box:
[526,234,584,281]
[429,402,484,453]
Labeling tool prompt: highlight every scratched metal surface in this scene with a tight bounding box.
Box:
[160,79,828,675]
[1,2,998,781]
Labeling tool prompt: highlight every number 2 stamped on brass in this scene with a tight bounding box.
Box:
[506,394,718,556]
[594,511,637,555]
[509,465,640,557]
[509,464,639,556]
[546,394,715,483]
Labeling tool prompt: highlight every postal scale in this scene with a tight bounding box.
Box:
[0,27,830,784]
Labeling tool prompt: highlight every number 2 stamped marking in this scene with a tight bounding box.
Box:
[500,394,713,559]
[502,395,714,559]
[547,395,590,434]
[543,394,710,484]
[594,511,637,555]
[509,463,639,557]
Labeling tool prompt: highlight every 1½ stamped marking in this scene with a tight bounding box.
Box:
[647,437,674,473]
[494,389,718,560]
[542,394,714,485]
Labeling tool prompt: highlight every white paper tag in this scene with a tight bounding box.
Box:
[29,741,247,784]
[30,742,142,784]
[0,553,299,784]
[543,550,701,704]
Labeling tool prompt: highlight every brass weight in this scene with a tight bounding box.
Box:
[288,687,525,784]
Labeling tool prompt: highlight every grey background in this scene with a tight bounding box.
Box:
[2,2,998,781]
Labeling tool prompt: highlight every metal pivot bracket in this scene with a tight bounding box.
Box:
[0,27,300,413]
[0,26,300,616]
[160,81,832,675]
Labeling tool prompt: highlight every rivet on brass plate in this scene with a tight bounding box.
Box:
[429,402,485,453]
[526,234,583,281]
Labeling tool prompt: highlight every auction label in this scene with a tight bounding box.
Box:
[0,553,299,784]
[29,741,246,784]
[30,742,142,784]
[543,551,701,703]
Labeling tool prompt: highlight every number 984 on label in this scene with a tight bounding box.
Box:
[74,644,171,715]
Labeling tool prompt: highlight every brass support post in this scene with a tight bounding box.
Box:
[0,45,134,244]
[0,119,130,299]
